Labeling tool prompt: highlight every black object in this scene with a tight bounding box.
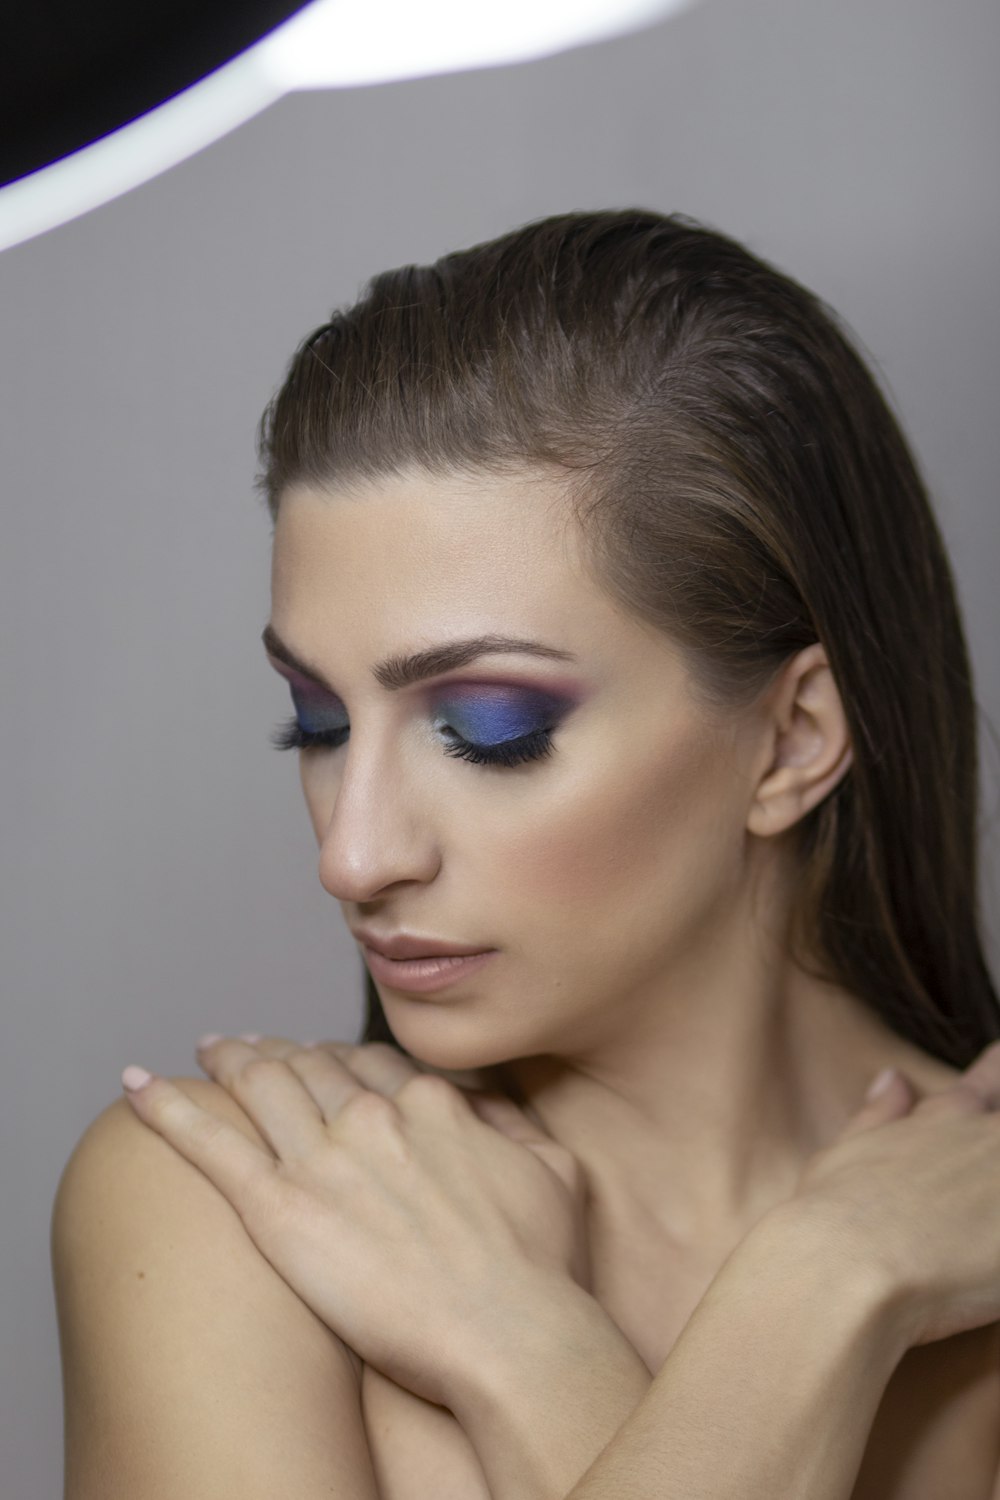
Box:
[1,0,313,189]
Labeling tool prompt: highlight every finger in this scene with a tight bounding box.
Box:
[196,1033,267,1071]
[952,1038,1000,1108]
[279,1046,378,1120]
[464,1089,555,1144]
[909,1042,1000,1118]
[836,1068,918,1141]
[235,1034,307,1059]
[121,1067,278,1216]
[311,1041,424,1098]
[197,1034,330,1064]
[914,1080,993,1118]
[194,1039,328,1157]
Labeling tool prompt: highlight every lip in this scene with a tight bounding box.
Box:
[361,944,497,994]
[351,928,493,961]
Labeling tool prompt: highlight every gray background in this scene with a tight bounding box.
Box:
[2,0,998,1491]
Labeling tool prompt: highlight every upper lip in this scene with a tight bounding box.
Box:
[351,927,494,960]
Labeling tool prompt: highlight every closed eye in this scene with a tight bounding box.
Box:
[269,717,556,769]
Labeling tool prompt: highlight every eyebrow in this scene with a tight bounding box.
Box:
[261,622,579,693]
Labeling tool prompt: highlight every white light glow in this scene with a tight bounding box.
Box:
[262,0,696,88]
[0,0,698,255]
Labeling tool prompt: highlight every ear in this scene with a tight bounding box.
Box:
[746,642,854,838]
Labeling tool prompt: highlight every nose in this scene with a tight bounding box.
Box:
[315,749,441,904]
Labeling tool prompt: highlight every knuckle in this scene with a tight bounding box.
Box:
[397,1072,460,1108]
[555,1144,583,1180]
[240,1056,284,1085]
[542,1140,583,1180]
[359,1042,406,1064]
[287,1044,324,1067]
[338,1088,399,1128]
[192,1107,230,1143]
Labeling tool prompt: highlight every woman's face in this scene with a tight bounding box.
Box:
[266,466,771,1073]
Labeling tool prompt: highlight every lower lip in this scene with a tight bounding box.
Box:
[362,944,497,993]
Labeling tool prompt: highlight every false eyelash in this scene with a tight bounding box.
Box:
[441,724,555,768]
[268,717,556,769]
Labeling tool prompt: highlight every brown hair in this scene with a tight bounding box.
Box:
[255,208,999,1068]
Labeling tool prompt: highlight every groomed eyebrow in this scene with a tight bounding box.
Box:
[261,622,578,693]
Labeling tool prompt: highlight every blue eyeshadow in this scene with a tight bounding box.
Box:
[285,675,569,747]
[289,682,347,736]
[432,685,565,744]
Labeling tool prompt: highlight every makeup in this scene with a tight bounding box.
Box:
[268,665,579,769]
[429,682,568,744]
[362,944,498,993]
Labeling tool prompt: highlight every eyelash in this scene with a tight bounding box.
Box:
[269,718,557,769]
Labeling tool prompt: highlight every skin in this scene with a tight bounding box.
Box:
[267,462,960,1304]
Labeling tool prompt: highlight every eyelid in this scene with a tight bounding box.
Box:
[270,655,575,715]
[267,656,335,698]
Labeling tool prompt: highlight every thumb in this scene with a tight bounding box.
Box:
[837,1066,917,1141]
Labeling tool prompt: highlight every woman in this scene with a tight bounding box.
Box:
[52,209,1000,1498]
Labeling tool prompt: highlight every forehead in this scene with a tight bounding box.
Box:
[269,467,693,701]
[272,467,581,606]
[274,470,597,629]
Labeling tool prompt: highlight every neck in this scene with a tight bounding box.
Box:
[495,950,945,1255]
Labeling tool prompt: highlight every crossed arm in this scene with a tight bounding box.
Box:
[52,1072,997,1500]
[445,1211,912,1500]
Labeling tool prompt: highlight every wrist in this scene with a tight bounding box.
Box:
[558,1207,914,1500]
[446,1277,652,1500]
[448,1275,648,1419]
[745,1200,916,1361]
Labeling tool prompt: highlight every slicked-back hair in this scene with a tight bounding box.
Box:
[256,208,999,1067]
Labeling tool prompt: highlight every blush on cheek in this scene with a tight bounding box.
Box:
[510,736,739,960]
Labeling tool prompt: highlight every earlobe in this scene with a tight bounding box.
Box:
[747,741,854,838]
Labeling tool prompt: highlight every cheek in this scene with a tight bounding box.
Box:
[498,738,743,955]
[300,757,355,852]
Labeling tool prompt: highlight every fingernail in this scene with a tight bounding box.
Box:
[865,1067,897,1102]
[122,1065,153,1091]
[197,1033,223,1051]
[239,1032,263,1044]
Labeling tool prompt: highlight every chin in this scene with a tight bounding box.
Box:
[382,1003,528,1077]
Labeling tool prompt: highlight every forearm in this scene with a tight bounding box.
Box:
[449,1283,654,1500]
[452,1209,913,1500]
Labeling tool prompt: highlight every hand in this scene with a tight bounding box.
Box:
[119,1036,591,1409]
[777,1040,1000,1350]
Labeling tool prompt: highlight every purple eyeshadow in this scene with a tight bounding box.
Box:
[278,664,575,748]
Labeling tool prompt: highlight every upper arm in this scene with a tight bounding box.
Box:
[51,1077,379,1500]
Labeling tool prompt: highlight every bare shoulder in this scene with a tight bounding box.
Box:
[52,1077,375,1499]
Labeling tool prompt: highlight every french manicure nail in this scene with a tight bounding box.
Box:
[865,1066,896,1102]
[197,1033,223,1051]
[122,1064,153,1091]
